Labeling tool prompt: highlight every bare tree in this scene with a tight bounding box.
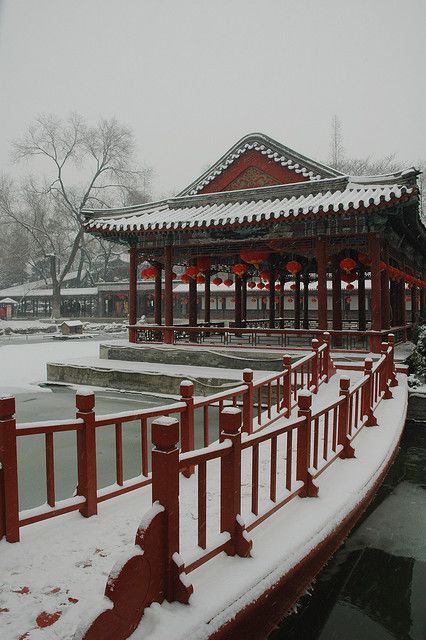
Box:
[1,114,150,316]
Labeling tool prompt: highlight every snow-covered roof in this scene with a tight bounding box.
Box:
[0,285,98,298]
[83,172,416,234]
[61,320,84,327]
[0,297,18,304]
[178,132,343,196]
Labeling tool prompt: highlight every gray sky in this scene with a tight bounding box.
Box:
[0,0,425,197]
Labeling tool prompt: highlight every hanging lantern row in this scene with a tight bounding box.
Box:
[240,250,270,267]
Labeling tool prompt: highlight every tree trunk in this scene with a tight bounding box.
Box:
[51,283,61,319]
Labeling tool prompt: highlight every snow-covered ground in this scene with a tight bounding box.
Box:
[0,338,408,639]
[0,341,104,395]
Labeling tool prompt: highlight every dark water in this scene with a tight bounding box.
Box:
[270,420,426,640]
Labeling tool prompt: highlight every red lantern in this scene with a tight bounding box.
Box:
[247,280,256,289]
[275,283,282,291]
[265,283,270,290]
[379,261,387,272]
[290,283,296,291]
[232,263,248,277]
[212,276,223,286]
[358,253,371,266]
[405,296,411,302]
[286,260,302,275]
[196,257,211,272]
[260,270,270,282]
[340,258,357,273]
[223,278,233,287]
[210,297,215,303]
[261,296,267,303]
[141,266,158,280]
[181,273,190,283]
[346,283,354,291]
[311,297,317,303]
[197,275,205,284]
[287,297,293,303]
[240,250,270,267]
[345,296,352,303]
[186,266,199,279]
[257,282,265,289]
[251,296,257,302]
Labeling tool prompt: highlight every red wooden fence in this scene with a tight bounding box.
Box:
[0,334,332,543]
[76,335,399,640]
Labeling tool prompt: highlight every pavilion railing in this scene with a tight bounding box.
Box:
[74,335,401,640]
[129,323,411,352]
[0,334,332,543]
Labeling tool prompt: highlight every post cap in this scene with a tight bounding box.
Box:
[243,369,253,383]
[152,416,179,450]
[364,358,373,371]
[339,376,350,392]
[282,354,292,366]
[297,390,312,411]
[381,342,388,352]
[76,389,95,412]
[0,396,15,419]
[180,380,194,398]
[312,338,320,349]
[388,333,395,345]
[220,407,241,435]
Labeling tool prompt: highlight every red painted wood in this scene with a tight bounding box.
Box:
[164,245,174,332]
[198,461,207,550]
[285,430,292,491]
[45,432,55,507]
[199,149,306,195]
[115,423,123,486]
[294,272,301,329]
[251,444,259,516]
[180,381,195,477]
[0,396,20,542]
[337,378,356,459]
[76,392,98,518]
[154,266,162,325]
[270,436,277,502]
[242,369,254,434]
[128,246,138,343]
[141,418,148,476]
[296,393,318,498]
[316,238,328,330]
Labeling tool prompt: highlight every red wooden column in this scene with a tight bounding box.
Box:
[369,235,382,347]
[188,262,197,327]
[154,265,162,325]
[241,275,247,324]
[279,275,285,328]
[234,275,242,327]
[331,255,342,331]
[204,268,211,324]
[316,239,328,330]
[128,245,138,343]
[411,285,417,324]
[400,278,407,331]
[268,261,276,328]
[381,268,390,330]
[303,273,310,329]
[294,271,301,329]
[358,265,366,331]
[164,246,174,343]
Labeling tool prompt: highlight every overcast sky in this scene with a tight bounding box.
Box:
[0,0,425,197]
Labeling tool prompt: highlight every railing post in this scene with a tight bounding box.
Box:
[310,339,319,393]
[242,369,254,434]
[380,342,393,399]
[0,396,20,542]
[164,327,174,345]
[151,416,183,601]
[323,332,335,380]
[338,378,356,459]
[219,408,252,557]
[363,359,378,427]
[282,354,292,417]
[296,392,318,498]
[387,333,398,387]
[76,391,98,518]
[180,380,195,477]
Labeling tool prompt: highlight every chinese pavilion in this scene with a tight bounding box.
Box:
[82,133,426,352]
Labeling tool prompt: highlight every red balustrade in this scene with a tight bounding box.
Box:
[1,333,397,545]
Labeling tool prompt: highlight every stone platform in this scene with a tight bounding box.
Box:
[46,342,280,395]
